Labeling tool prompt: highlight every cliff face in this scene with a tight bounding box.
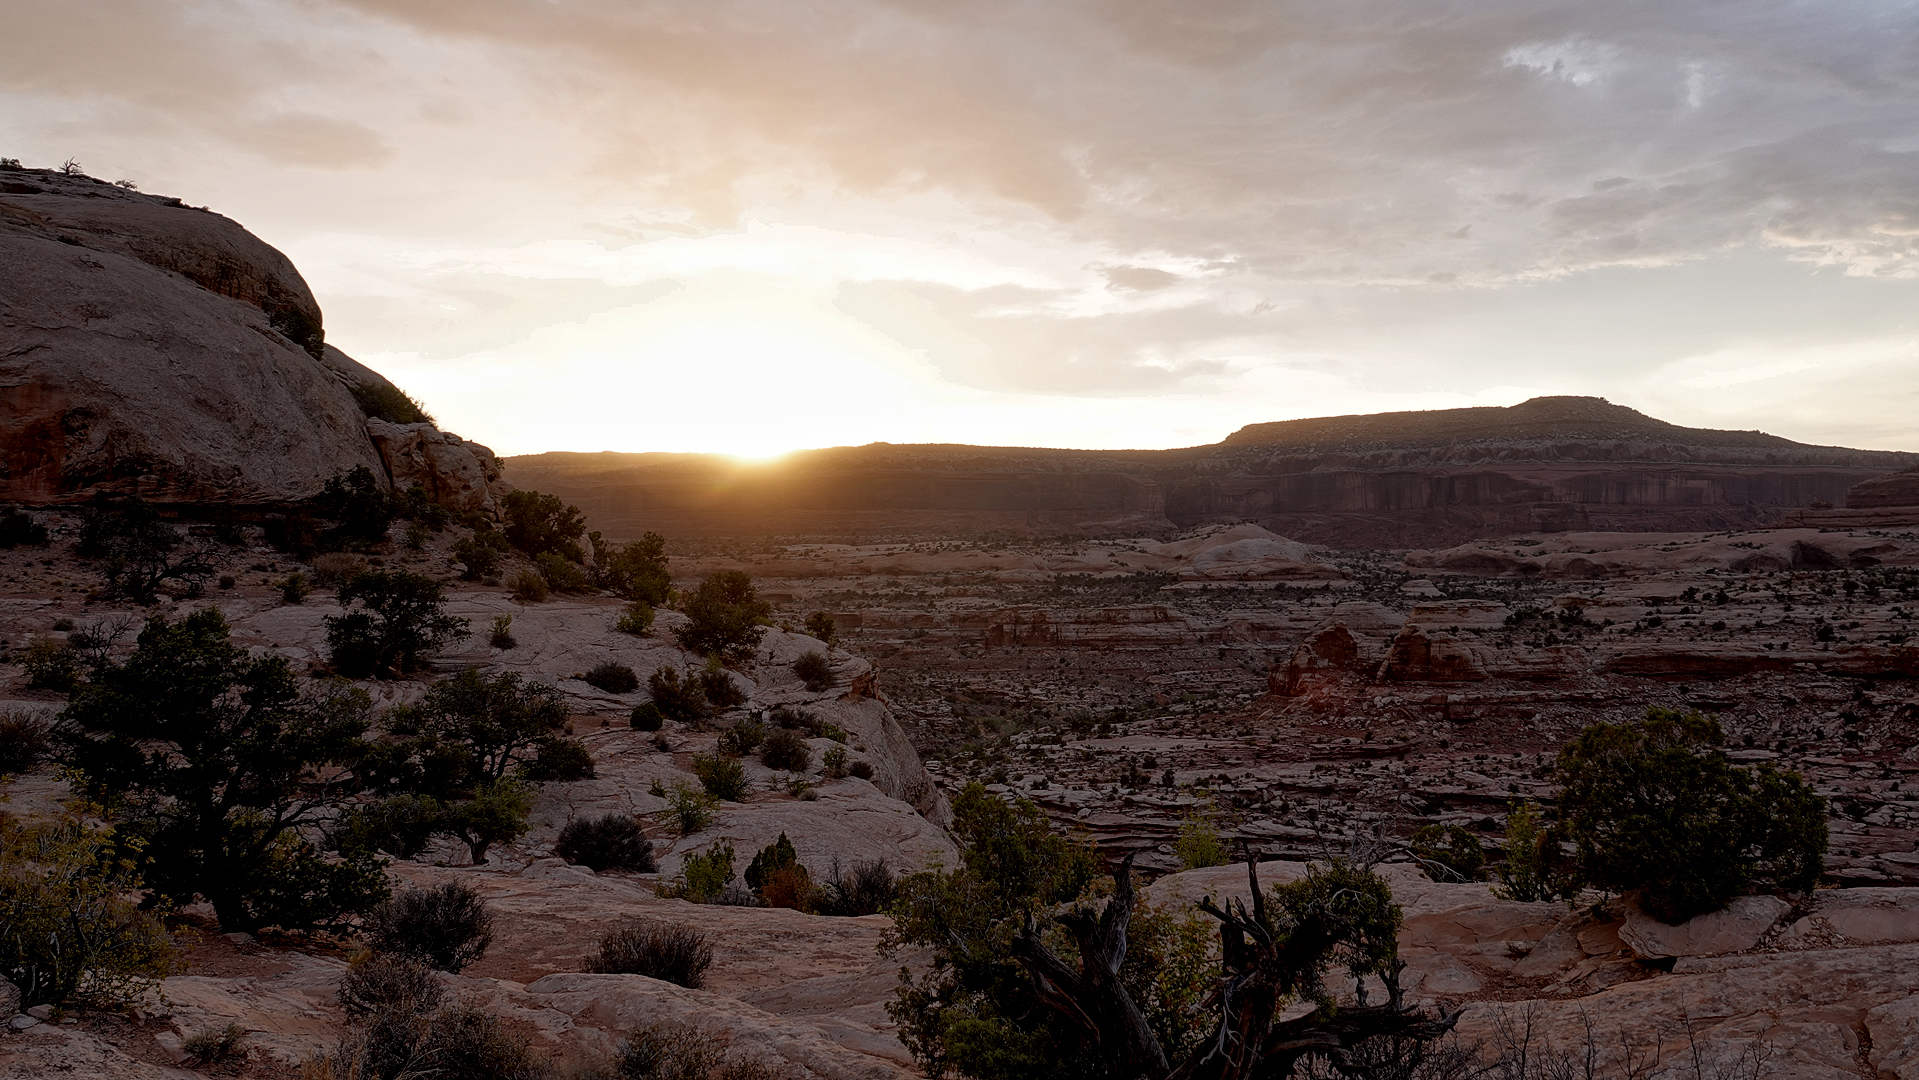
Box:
[510,398,1915,547]
[0,167,504,512]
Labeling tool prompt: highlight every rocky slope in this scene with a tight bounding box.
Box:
[509,397,1916,548]
[0,166,501,512]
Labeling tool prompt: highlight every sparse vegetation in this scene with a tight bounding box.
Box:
[509,568,549,603]
[183,1023,249,1064]
[803,611,837,644]
[555,813,656,873]
[1174,809,1229,870]
[674,571,772,662]
[502,490,586,561]
[630,702,665,731]
[760,727,811,773]
[0,508,49,548]
[326,570,469,678]
[21,635,81,693]
[536,549,592,592]
[0,709,51,773]
[589,919,713,987]
[662,841,736,903]
[1409,823,1484,883]
[792,651,834,692]
[590,530,671,603]
[77,497,218,603]
[693,752,750,801]
[648,666,709,723]
[583,661,640,694]
[718,717,766,756]
[489,614,517,649]
[615,600,656,635]
[1557,708,1827,923]
[351,380,434,425]
[1491,801,1575,903]
[57,610,388,932]
[364,881,494,973]
[452,529,508,579]
[662,781,719,836]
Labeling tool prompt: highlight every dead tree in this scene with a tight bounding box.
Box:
[1010,853,1459,1080]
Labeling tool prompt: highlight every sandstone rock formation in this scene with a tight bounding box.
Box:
[0,167,502,512]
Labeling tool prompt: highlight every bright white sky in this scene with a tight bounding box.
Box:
[8,1,1919,456]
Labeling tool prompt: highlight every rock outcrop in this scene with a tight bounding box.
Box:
[508,396,1916,545]
[0,166,503,512]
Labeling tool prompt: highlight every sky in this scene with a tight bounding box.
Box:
[7,1,1919,458]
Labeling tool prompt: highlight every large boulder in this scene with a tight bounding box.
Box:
[0,167,497,510]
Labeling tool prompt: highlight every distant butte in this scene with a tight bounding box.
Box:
[509,397,1917,547]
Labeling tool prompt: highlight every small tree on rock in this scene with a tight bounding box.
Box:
[674,571,771,662]
[326,571,468,679]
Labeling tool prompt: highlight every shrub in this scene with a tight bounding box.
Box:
[326,571,469,679]
[819,857,895,917]
[630,702,664,732]
[338,952,443,1019]
[616,1024,728,1080]
[792,652,834,692]
[0,508,49,548]
[502,490,585,561]
[319,1003,546,1080]
[333,794,445,860]
[584,661,640,694]
[386,668,569,794]
[1557,708,1827,923]
[744,833,802,895]
[22,636,81,693]
[350,380,433,425]
[405,521,430,550]
[663,842,735,904]
[0,816,178,1007]
[693,753,750,801]
[1174,811,1229,870]
[615,601,655,635]
[489,614,516,649]
[663,782,718,836]
[452,535,504,580]
[674,571,771,662]
[589,919,713,987]
[589,531,671,604]
[312,467,396,549]
[555,814,656,873]
[717,718,766,756]
[1409,823,1485,883]
[745,834,817,911]
[312,551,369,586]
[536,550,592,593]
[440,779,535,865]
[77,497,217,603]
[57,612,388,933]
[520,737,595,782]
[648,667,709,723]
[508,569,549,603]
[365,881,494,973]
[847,760,875,781]
[277,572,313,603]
[1491,800,1576,903]
[183,1023,248,1064]
[0,710,50,773]
[760,728,811,773]
[699,661,745,709]
[803,611,836,645]
[821,746,848,779]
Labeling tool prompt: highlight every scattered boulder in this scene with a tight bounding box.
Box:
[1617,893,1791,959]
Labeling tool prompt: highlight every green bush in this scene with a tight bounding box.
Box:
[1557,708,1827,923]
[277,572,313,603]
[0,817,177,1007]
[1409,824,1484,883]
[630,702,665,732]
[536,550,592,593]
[520,737,595,782]
[664,842,737,904]
[848,760,874,781]
[489,614,516,649]
[792,651,834,692]
[58,611,389,932]
[338,952,442,1019]
[313,466,397,549]
[699,660,745,709]
[365,881,494,973]
[589,531,671,604]
[509,568,549,603]
[501,490,585,561]
[648,667,709,723]
[439,779,535,865]
[589,919,712,987]
[662,782,719,836]
[452,536,503,580]
[350,380,434,425]
[333,794,445,860]
[326,571,469,679]
[674,571,771,662]
[77,497,216,603]
[1174,810,1229,870]
[760,728,811,773]
[718,718,766,756]
[822,745,848,779]
[818,857,895,917]
[615,601,656,636]
[555,814,655,873]
[0,709,50,773]
[22,636,81,693]
[1491,801,1576,903]
[744,833,802,896]
[803,611,837,645]
[183,1023,248,1064]
[693,753,750,801]
[584,661,640,694]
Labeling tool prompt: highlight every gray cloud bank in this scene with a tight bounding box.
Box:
[6,0,1919,449]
